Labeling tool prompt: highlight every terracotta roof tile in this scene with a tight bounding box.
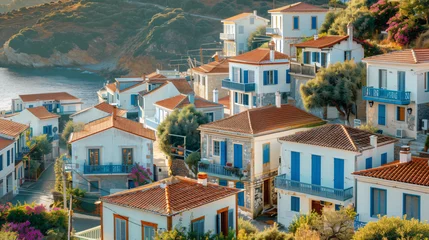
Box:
[69,115,155,142]
[362,49,429,64]
[94,102,127,116]
[105,83,117,92]
[0,118,28,138]
[169,79,193,94]
[223,13,253,21]
[199,104,324,135]
[229,48,289,65]
[0,138,14,151]
[19,92,79,102]
[269,2,328,13]
[294,36,349,49]
[101,176,241,216]
[155,95,223,110]
[192,59,229,74]
[27,107,60,120]
[279,124,398,152]
[146,72,166,79]
[353,157,429,186]
[218,95,230,110]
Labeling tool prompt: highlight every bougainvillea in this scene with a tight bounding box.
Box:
[128,164,153,187]
[3,221,44,240]
[25,204,46,215]
[370,0,399,29]
[386,13,421,46]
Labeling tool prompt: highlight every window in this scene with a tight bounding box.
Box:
[88,149,100,166]
[234,92,249,106]
[232,67,241,82]
[311,16,317,30]
[11,148,13,164]
[43,125,52,136]
[321,52,327,67]
[122,148,133,165]
[403,194,420,220]
[312,52,320,63]
[366,157,372,169]
[29,105,33,108]
[114,214,128,240]
[247,70,255,83]
[303,52,310,64]
[344,51,352,61]
[128,179,135,189]
[397,107,405,122]
[6,150,10,167]
[142,221,157,240]
[253,96,257,107]
[379,69,387,89]
[286,69,291,84]
[238,25,244,34]
[191,217,205,240]
[213,141,220,156]
[398,71,406,91]
[205,112,214,123]
[293,16,299,30]
[89,181,99,193]
[263,70,278,85]
[381,152,387,165]
[263,143,270,164]
[371,188,387,217]
[250,17,254,24]
[291,196,300,212]
[131,94,138,106]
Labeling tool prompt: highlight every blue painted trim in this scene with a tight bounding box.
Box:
[366,157,372,169]
[403,193,421,220]
[291,196,300,212]
[370,187,387,218]
[381,153,387,165]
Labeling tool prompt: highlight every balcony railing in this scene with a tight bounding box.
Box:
[354,214,367,231]
[362,87,411,105]
[290,62,319,77]
[266,27,280,35]
[220,33,235,40]
[222,79,255,92]
[274,174,353,201]
[198,162,246,179]
[83,164,134,174]
[145,117,160,131]
[74,225,101,240]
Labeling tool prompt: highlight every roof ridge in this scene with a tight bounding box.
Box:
[411,49,418,63]
[247,111,254,134]
[165,182,172,215]
[340,125,358,151]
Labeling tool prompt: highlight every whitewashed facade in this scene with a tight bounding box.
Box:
[8,108,59,137]
[70,103,127,124]
[11,92,82,115]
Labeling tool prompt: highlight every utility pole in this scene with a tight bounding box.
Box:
[62,161,67,210]
[68,194,72,240]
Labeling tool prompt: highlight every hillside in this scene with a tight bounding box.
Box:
[0,0,56,13]
[0,0,329,76]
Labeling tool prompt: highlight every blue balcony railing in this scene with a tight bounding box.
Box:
[198,162,245,179]
[83,164,134,174]
[274,174,353,201]
[362,87,411,105]
[354,214,367,231]
[222,79,255,92]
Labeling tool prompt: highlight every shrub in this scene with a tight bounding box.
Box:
[288,212,321,234]
[185,152,200,176]
[254,223,293,240]
[61,121,84,145]
[238,217,258,235]
[3,221,43,240]
[0,231,18,240]
[357,124,379,133]
[128,164,153,187]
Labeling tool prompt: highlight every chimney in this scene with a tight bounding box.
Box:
[197,172,208,186]
[213,88,219,103]
[253,10,257,16]
[269,41,275,62]
[370,135,377,148]
[275,91,281,108]
[314,34,319,40]
[347,22,353,43]
[214,52,219,62]
[399,145,412,163]
[188,93,195,104]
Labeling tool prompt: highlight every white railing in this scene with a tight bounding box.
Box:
[74,225,101,240]
[220,33,235,40]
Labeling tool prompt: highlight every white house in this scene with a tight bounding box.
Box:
[222,46,290,115]
[362,49,429,139]
[198,99,324,218]
[192,59,229,101]
[266,2,328,55]
[221,11,269,57]
[11,92,82,115]
[0,119,29,200]
[146,92,224,132]
[70,102,127,124]
[95,174,241,240]
[68,110,156,195]
[353,146,429,223]
[7,106,60,137]
[276,124,397,227]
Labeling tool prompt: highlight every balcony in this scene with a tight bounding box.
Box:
[266,27,280,35]
[274,174,353,201]
[220,33,235,40]
[290,62,320,77]
[222,79,255,92]
[198,161,248,180]
[362,87,411,105]
[74,225,101,240]
[145,117,160,131]
[83,164,134,175]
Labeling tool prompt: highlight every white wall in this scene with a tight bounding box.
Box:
[355,143,394,171]
[119,85,147,111]
[9,110,59,137]
[71,108,126,124]
[0,142,17,197]
[142,83,181,121]
[275,12,327,39]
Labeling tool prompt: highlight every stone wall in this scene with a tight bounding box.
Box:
[292,76,324,118]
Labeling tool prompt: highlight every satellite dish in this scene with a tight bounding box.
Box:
[53,127,58,133]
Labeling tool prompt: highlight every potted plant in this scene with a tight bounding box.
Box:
[242,169,248,177]
[226,162,233,168]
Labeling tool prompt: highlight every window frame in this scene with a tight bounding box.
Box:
[262,143,270,164]
[141,220,157,240]
[191,216,205,240]
[205,112,214,123]
[88,148,100,166]
[311,16,317,30]
[370,187,387,218]
[122,148,133,165]
[292,16,299,30]
[379,69,387,89]
[89,180,100,193]
[344,50,352,61]
[291,196,300,212]
[249,17,255,25]
[114,214,129,240]
[213,140,220,156]
[266,71,275,85]
[403,193,420,220]
[396,106,406,122]
[425,72,429,91]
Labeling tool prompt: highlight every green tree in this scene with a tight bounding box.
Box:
[61,120,84,143]
[316,208,355,240]
[30,134,52,159]
[300,61,366,123]
[247,26,269,50]
[400,0,429,25]
[157,105,208,158]
[185,152,200,176]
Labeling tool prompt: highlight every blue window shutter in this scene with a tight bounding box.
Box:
[228,209,234,229]
[311,155,321,186]
[335,204,341,211]
[334,158,344,189]
[130,95,135,106]
[286,69,291,84]
[312,52,316,62]
[311,16,317,29]
[243,70,248,84]
[370,188,374,216]
[234,92,238,103]
[216,214,221,234]
[291,196,300,212]
[220,141,227,166]
[378,104,386,125]
[219,179,228,186]
[291,151,300,181]
[7,151,10,166]
[303,52,309,64]
[321,53,326,66]
[274,70,278,84]
[199,219,205,236]
[234,144,243,168]
[293,17,299,29]
[263,71,268,85]
[366,157,373,169]
[11,149,13,164]
[236,182,244,206]
[43,126,47,134]
[243,94,249,106]
[381,153,387,165]
[263,144,270,164]
[0,155,2,171]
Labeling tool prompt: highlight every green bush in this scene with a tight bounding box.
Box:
[288,212,320,234]
[185,152,200,176]
[254,223,293,240]
[238,217,258,235]
[357,124,379,133]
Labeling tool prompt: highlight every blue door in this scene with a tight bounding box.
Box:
[286,69,290,84]
[220,141,227,166]
[233,144,243,168]
[334,158,344,189]
[378,105,386,125]
[236,182,244,206]
[311,155,321,186]
[381,153,387,165]
[291,152,300,181]
[366,157,373,169]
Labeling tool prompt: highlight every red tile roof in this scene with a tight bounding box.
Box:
[199,104,324,135]
[169,79,193,94]
[223,12,253,22]
[19,92,79,102]
[229,48,289,65]
[0,138,14,151]
[362,49,429,64]
[269,2,328,13]
[0,118,28,138]
[192,59,229,74]
[69,115,155,142]
[27,107,60,120]
[279,124,398,152]
[70,102,127,118]
[146,72,166,79]
[101,176,241,216]
[294,36,349,49]
[218,95,230,110]
[105,83,117,93]
[353,157,429,187]
[155,95,223,110]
